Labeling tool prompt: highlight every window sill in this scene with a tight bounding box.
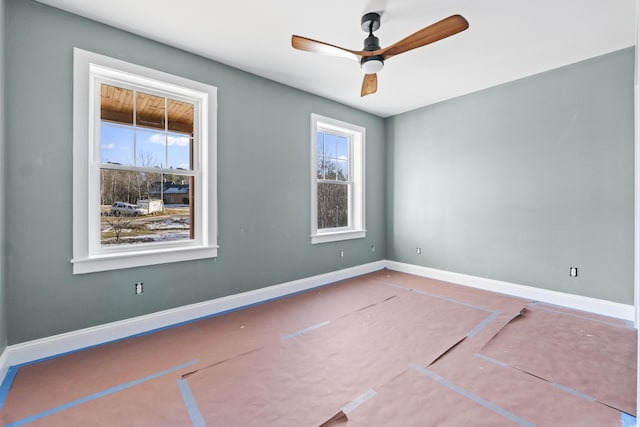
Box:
[71,245,218,274]
[311,229,366,244]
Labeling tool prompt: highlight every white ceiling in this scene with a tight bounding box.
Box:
[38,0,636,117]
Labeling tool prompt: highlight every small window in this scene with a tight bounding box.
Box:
[310,114,365,244]
[72,49,218,274]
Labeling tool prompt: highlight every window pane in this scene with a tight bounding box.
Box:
[136,129,166,168]
[316,133,324,160]
[100,169,193,246]
[168,99,194,134]
[101,84,133,125]
[337,136,349,159]
[321,133,336,157]
[100,123,134,165]
[167,132,192,170]
[317,158,325,179]
[317,182,348,229]
[325,158,337,180]
[100,168,151,212]
[136,92,165,130]
[336,159,348,181]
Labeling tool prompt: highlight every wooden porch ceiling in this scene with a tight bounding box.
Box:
[100,84,194,134]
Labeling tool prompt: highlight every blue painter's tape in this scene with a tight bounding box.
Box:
[474,353,598,403]
[551,382,595,402]
[178,379,206,427]
[621,412,637,427]
[0,366,19,411]
[468,312,499,337]
[410,363,535,427]
[410,288,495,313]
[385,283,412,291]
[625,320,635,330]
[341,389,377,414]
[282,320,330,341]
[385,283,502,339]
[4,359,198,427]
[474,353,508,368]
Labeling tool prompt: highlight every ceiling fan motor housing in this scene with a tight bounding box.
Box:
[363,34,381,51]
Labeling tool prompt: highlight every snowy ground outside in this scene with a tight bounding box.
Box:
[100,204,191,245]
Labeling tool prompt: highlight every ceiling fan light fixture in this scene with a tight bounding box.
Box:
[361,56,384,74]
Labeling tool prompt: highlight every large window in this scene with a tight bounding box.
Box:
[310,114,365,244]
[72,49,218,274]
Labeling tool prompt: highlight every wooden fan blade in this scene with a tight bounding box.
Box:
[292,35,363,62]
[380,15,469,60]
[361,73,378,97]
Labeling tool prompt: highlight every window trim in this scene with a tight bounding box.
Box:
[310,113,366,244]
[72,48,218,274]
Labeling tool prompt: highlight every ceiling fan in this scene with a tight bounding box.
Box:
[291,12,469,97]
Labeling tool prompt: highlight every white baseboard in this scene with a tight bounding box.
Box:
[0,348,9,391]
[385,260,635,322]
[0,259,634,386]
[0,261,385,382]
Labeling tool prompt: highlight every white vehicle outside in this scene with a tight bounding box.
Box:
[109,202,145,216]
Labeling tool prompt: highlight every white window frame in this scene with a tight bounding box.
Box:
[310,113,366,244]
[72,48,218,274]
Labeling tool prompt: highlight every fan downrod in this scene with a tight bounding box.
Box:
[360,12,382,57]
[361,12,382,52]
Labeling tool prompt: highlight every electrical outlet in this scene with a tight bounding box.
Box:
[371,245,375,252]
[135,282,144,295]
[569,267,578,277]
[416,248,422,255]
[340,250,344,258]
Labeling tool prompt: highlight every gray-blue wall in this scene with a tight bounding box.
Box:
[2,0,635,346]
[386,48,635,304]
[0,0,7,354]
[4,0,386,344]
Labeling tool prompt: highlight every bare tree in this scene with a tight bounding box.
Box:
[100,151,160,206]
[137,150,158,168]
[102,214,133,244]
